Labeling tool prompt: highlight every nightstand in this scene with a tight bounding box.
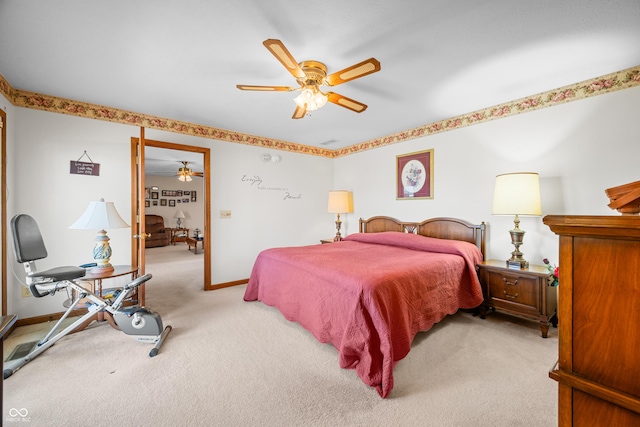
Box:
[477,260,558,338]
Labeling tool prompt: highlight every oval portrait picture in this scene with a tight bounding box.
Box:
[401,159,425,196]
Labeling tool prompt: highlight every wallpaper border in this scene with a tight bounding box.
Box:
[1,65,639,159]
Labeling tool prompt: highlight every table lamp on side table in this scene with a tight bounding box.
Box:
[69,198,130,275]
[492,172,542,269]
[328,190,354,241]
[174,210,186,228]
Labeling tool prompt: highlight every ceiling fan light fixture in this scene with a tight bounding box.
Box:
[177,161,193,182]
[178,172,192,182]
[294,85,327,111]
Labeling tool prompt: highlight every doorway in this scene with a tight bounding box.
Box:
[132,137,211,291]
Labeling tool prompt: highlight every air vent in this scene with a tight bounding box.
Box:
[321,139,338,146]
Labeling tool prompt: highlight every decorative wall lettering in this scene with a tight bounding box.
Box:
[241,174,302,200]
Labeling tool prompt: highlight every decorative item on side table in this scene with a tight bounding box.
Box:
[327,190,354,241]
[173,210,185,228]
[69,198,130,275]
[492,172,542,269]
[543,258,559,286]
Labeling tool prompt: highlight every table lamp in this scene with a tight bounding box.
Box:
[492,172,542,269]
[69,198,130,274]
[174,210,186,228]
[328,190,354,241]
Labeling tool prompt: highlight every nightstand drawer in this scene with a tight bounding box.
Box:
[486,271,540,314]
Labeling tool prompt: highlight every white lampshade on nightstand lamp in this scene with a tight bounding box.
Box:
[328,190,354,241]
[174,210,186,228]
[492,172,542,269]
[69,198,130,274]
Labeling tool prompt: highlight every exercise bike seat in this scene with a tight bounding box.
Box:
[11,214,86,297]
[27,265,86,283]
[27,266,86,298]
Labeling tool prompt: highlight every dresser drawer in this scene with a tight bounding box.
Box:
[486,270,540,314]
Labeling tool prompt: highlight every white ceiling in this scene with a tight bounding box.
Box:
[1,0,640,175]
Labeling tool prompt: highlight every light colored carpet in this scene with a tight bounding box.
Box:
[4,244,558,426]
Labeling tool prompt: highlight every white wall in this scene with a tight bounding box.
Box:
[334,86,640,268]
[4,85,639,319]
[5,111,333,318]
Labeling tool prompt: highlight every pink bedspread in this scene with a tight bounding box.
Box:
[243,232,483,397]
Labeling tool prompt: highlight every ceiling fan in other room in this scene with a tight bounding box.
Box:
[177,161,203,182]
[237,39,381,119]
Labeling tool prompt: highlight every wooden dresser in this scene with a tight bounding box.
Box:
[543,215,640,426]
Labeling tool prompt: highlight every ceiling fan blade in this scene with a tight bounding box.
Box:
[193,172,204,177]
[292,104,306,119]
[236,85,295,91]
[325,58,381,86]
[263,39,306,80]
[326,92,368,113]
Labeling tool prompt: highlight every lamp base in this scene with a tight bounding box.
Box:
[334,214,343,241]
[506,216,529,269]
[88,264,114,276]
[506,258,529,270]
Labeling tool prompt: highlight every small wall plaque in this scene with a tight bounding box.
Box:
[70,160,100,176]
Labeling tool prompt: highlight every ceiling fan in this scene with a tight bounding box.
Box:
[237,39,381,119]
[177,161,203,182]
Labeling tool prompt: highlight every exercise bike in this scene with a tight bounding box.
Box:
[5,214,172,379]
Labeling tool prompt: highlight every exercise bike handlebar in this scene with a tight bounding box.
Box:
[123,273,153,290]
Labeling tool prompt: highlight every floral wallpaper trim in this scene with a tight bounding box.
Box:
[1,65,639,159]
[0,76,332,158]
[334,65,640,157]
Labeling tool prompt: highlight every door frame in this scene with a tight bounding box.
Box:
[131,136,211,291]
[1,108,6,315]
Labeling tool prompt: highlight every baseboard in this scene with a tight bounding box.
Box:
[12,308,87,329]
[208,278,249,291]
[11,279,250,328]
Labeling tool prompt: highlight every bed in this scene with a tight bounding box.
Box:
[243,216,486,398]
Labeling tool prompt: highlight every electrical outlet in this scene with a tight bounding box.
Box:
[220,210,232,219]
[21,286,31,298]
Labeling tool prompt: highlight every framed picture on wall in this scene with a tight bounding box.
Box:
[169,199,175,207]
[145,200,150,208]
[145,188,150,199]
[396,149,434,200]
[151,191,159,199]
[160,199,167,206]
[153,200,158,206]
[182,198,189,203]
[191,191,197,202]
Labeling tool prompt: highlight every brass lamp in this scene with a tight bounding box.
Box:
[492,172,542,269]
[327,190,354,241]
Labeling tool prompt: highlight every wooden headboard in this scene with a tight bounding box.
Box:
[359,216,486,260]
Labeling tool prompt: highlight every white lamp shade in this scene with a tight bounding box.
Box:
[492,172,542,216]
[328,191,354,214]
[69,199,130,230]
[174,210,186,219]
